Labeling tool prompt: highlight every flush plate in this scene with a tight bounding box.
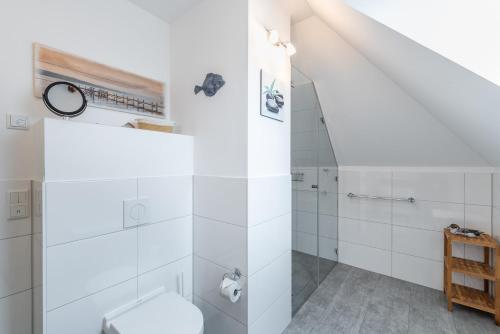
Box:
[123,198,150,228]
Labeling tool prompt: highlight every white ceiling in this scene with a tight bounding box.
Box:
[292,16,487,167]
[127,0,203,22]
[306,0,500,167]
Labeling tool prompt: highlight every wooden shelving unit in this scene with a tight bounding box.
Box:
[444,229,500,325]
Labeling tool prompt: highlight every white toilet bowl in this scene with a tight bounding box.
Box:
[103,290,203,334]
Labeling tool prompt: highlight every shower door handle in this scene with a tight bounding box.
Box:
[311,185,318,189]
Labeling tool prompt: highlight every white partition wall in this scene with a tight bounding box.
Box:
[338,167,495,291]
[32,118,194,334]
[171,0,292,333]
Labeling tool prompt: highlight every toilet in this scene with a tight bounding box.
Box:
[102,289,204,334]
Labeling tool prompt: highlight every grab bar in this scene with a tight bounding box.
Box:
[347,192,415,203]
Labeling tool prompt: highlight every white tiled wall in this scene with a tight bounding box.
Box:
[339,167,496,291]
[41,176,194,333]
[194,175,291,334]
[32,120,195,334]
[292,167,338,261]
[0,179,32,334]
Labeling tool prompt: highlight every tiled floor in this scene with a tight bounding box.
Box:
[292,251,337,315]
[285,264,500,334]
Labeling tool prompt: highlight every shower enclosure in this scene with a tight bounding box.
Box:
[291,68,338,314]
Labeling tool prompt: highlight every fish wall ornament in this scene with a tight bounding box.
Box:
[194,73,225,97]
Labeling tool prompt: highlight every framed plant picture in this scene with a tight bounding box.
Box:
[260,70,285,122]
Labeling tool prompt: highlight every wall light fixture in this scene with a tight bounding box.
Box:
[266,29,296,56]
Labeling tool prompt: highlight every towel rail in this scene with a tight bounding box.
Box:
[347,192,415,203]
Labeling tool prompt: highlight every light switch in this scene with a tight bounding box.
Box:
[7,114,29,130]
[123,198,150,228]
[7,190,30,220]
[10,204,28,219]
[9,192,18,204]
[18,191,28,204]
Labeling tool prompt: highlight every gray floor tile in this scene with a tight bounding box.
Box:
[285,264,500,334]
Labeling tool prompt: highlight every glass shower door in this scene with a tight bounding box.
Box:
[291,67,338,315]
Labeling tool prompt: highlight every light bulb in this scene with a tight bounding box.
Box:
[285,42,296,56]
[267,29,280,45]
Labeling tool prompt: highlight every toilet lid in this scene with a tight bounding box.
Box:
[106,292,203,334]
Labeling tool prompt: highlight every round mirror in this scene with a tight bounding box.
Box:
[42,82,87,118]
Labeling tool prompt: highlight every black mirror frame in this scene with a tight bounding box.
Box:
[42,81,87,118]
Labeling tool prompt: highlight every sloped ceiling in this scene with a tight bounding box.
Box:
[291,16,487,167]
[305,0,500,167]
[127,0,203,22]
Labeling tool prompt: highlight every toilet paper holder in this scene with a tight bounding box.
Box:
[222,268,242,282]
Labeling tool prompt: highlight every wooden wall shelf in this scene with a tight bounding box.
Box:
[444,229,500,325]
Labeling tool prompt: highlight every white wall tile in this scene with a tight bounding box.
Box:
[33,287,42,334]
[296,231,317,256]
[465,204,492,233]
[296,211,316,235]
[291,83,317,111]
[338,170,391,196]
[194,216,246,274]
[32,233,43,289]
[319,191,337,216]
[291,150,315,168]
[138,255,193,298]
[338,196,391,224]
[248,176,291,226]
[0,290,32,334]
[194,256,247,324]
[493,207,500,243]
[138,216,193,274]
[339,218,391,250]
[392,253,442,290]
[393,226,442,261]
[464,276,485,291]
[46,279,137,334]
[248,289,291,334]
[0,235,31,298]
[296,190,317,213]
[248,251,291,325]
[42,118,193,181]
[194,296,246,334]
[46,229,137,310]
[318,167,337,193]
[291,110,316,133]
[194,176,246,226]
[45,179,137,246]
[291,131,315,151]
[465,173,492,206]
[293,167,317,191]
[319,214,337,239]
[338,241,391,276]
[393,171,464,203]
[32,181,43,235]
[493,173,500,208]
[0,180,31,240]
[248,214,291,275]
[319,237,338,261]
[464,205,492,265]
[138,176,192,224]
[292,231,298,251]
[392,200,464,231]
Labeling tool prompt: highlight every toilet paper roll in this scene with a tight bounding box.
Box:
[219,277,241,303]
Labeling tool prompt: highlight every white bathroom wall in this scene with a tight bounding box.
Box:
[246,1,292,333]
[171,0,291,333]
[0,0,171,180]
[0,2,171,332]
[338,167,495,290]
[32,119,194,334]
[291,82,338,261]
